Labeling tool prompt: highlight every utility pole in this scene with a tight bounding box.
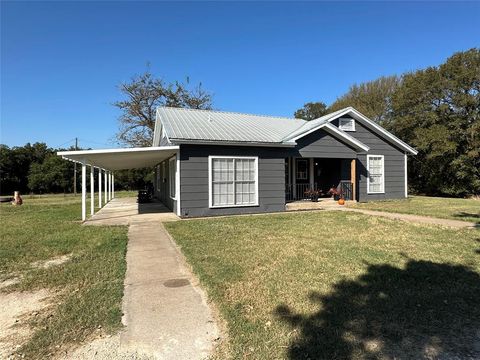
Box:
[73,137,78,196]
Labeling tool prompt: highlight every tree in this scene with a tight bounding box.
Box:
[114,71,213,147]
[329,76,401,127]
[294,102,328,120]
[390,48,480,196]
[28,153,74,193]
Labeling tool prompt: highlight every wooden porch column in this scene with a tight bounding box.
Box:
[351,159,356,201]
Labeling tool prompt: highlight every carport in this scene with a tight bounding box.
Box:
[58,146,179,221]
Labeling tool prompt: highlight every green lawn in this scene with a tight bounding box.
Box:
[166,212,480,359]
[0,193,130,358]
[350,195,480,223]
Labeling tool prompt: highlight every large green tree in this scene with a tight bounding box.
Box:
[28,153,75,193]
[329,75,401,127]
[294,102,328,120]
[391,48,480,196]
[114,71,213,147]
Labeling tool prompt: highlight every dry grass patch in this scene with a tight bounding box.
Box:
[166,211,480,359]
[350,195,480,224]
[0,194,129,358]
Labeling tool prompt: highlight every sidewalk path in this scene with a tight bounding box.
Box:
[83,198,219,359]
[341,207,478,229]
[120,221,219,359]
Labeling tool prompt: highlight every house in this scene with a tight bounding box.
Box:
[58,106,417,220]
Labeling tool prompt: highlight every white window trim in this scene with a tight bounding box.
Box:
[339,117,356,132]
[208,156,259,208]
[367,155,385,194]
[169,156,176,200]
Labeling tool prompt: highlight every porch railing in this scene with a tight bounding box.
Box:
[338,181,353,201]
[285,181,354,202]
[285,183,318,202]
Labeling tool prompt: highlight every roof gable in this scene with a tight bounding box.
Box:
[286,107,417,155]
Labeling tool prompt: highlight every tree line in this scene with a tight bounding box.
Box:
[0,143,153,195]
[294,48,480,197]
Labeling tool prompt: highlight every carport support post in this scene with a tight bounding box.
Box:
[90,166,94,216]
[81,160,86,221]
[104,170,108,204]
[108,172,112,200]
[98,168,102,208]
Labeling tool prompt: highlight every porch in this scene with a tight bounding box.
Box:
[285,157,357,202]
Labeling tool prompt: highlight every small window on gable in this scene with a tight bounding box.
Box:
[339,118,355,131]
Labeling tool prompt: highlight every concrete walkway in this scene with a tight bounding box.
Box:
[85,198,220,359]
[85,197,179,226]
[341,207,478,229]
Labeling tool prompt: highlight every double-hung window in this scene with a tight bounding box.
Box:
[367,155,385,194]
[209,157,258,207]
[169,157,176,199]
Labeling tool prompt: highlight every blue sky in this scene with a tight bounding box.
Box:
[1,1,479,149]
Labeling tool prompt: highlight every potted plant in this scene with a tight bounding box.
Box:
[305,188,322,202]
[328,186,345,205]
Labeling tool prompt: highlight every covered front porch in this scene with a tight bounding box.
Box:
[285,157,357,202]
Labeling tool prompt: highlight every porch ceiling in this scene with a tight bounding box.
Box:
[57,146,179,170]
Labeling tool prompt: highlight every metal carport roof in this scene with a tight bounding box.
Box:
[57,146,179,170]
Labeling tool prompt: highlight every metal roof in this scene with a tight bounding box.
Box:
[58,146,179,170]
[157,107,306,144]
[154,106,417,155]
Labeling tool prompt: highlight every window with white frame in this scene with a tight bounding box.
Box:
[367,155,385,193]
[210,157,258,207]
[339,118,355,131]
[169,157,176,198]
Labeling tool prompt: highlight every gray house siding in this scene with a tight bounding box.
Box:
[292,129,357,158]
[179,145,287,217]
[332,116,406,201]
[154,157,177,212]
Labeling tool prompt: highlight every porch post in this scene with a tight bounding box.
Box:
[292,158,296,199]
[404,153,408,198]
[112,173,115,199]
[98,168,102,208]
[81,160,86,221]
[90,166,94,216]
[351,159,356,201]
[107,170,112,201]
[104,170,108,203]
[309,158,314,189]
[109,172,112,200]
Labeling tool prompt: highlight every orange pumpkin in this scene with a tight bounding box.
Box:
[338,198,345,205]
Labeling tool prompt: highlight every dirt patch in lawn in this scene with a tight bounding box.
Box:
[0,289,51,359]
[31,254,72,269]
[57,333,153,360]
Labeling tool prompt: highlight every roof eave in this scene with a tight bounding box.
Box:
[171,139,297,148]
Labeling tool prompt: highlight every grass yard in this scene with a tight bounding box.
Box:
[166,211,480,359]
[0,193,130,358]
[350,195,480,224]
